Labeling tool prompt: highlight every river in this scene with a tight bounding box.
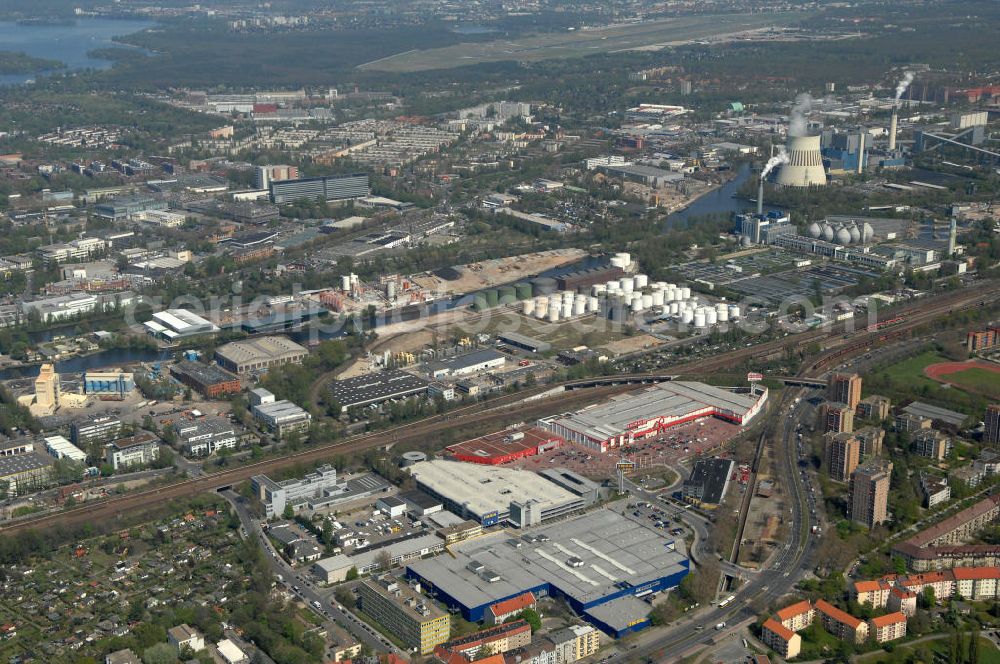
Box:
[0,348,172,380]
[664,163,755,228]
[0,17,154,86]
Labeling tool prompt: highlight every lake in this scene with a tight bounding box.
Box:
[0,17,154,86]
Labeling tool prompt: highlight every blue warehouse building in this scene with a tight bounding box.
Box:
[406,508,689,637]
[83,370,135,397]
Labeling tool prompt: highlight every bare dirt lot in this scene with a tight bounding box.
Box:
[410,248,586,296]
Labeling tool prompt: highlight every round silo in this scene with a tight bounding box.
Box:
[635,274,649,289]
[499,286,517,305]
[400,451,428,467]
[669,302,680,315]
[681,287,692,299]
[485,289,500,308]
[588,296,600,313]
[573,298,586,316]
[651,291,664,307]
[547,308,560,323]
[729,304,741,319]
[531,277,558,295]
[631,296,644,312]
[642,294,653,309]
[694,310,707,328]
[621,277,635,293]
[616,252,631,266]
[523,299,536,316]
[515,282,533,300]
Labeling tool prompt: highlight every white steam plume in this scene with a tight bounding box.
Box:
[894,71,914,103]
[761,148,789,180]
[788,93,813,137]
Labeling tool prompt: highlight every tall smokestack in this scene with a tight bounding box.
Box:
[948,218,957,256]
[856,133,865,175]
[757,178,764,216]
[889,109,898,151]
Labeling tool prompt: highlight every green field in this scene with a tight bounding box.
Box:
[937,367,1000,400]
[868,349,983,415]
[881,350,947,389]
[359,11,810,72]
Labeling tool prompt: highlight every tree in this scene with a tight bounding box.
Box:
[969,625,980,664]
[513,608,542,633]
[920,586,936,609]
[345,566,359,581]
[143,642,178,664]
[282,503,295,520]
[374,550,392,572]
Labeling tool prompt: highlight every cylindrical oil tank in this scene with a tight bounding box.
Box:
[591,284,606,297]
[531,277,557,295]
[562,290,575,302]
[729,304,741,319]
[681,309,694,324]
[341,275,351,291]
[616,252,631,266]
[588,296,600,312]
[694,311,707,328]
[485,289,500,308]
[665,288,676,302]
[717,307,729,322]
[706,308,718,325]
[634,274,649,289]
[523,299,536,316]
[400,451,428,467]
[547,308,560,323]
[573,299,586,316]
[651,291,664,306]
[681,287,692,299]
[621,277,635,293]
[642,294,653,309]
[536,306,549,320]
[669,302,680,315]
[499,286,517,304]
[472,293,489,311]
[387,281,397,300]
[610,256,627,268]
[631,296,644,312]
[561,301,572,317]
[515,282,533,300]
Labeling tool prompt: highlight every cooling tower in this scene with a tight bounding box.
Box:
[775,135,827,187]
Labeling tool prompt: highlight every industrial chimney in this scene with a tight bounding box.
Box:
[888,109,898,152]
[948,218,957,256]
[757,178,764,216]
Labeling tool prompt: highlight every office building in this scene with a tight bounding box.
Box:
[682,457,735,509]
[254,164,299,190]
[83,370,135,397]
[33,364,60,414]
[71,416,122,446]
[215,336,308,374]
[174,418,238,457]
[825,432,861,482]
[912,430,952,461]
[105,432,160,470]
[857,395,891,421]
[43,435,87,463]
[408,459,584,527]
[406,509,689,637]
[849,459,893,529]
[823,402,854,434]
[169,361,242,398]
[986,404,1000,445]
[357,577,450,655]
[252,465,338,517]
[828,373,862,410]
[250,388,311,438]
[270,174,369,204]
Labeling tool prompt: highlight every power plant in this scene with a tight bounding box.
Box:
[775,135,828,187]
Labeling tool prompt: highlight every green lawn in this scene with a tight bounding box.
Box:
[869,349,985,415]
[938,367,1000,400]
[881,350,947,388]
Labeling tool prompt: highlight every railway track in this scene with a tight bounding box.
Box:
[3,282,998,538]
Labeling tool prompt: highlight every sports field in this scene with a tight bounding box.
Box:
[359,11,809,72]
[925,360,1000,399]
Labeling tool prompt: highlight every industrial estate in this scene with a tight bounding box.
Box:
[0,1,1000,663]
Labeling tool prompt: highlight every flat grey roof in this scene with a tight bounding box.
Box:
[903,401,968,428]
[329,369,429,409]
[0,452,54,476]
[423,348,506,375]
[407,508,687,610]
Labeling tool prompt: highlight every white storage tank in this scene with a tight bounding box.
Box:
[651,291,664,306]
[536,305,549,320]
[547,308,560,323]
[706,308,718,325]
[615,252,631,266]
[681,309,694,324]
[591,284,606,297]
[681,287,692,299]
[634,274,649,289]
[669,302,680,315]
[729,304,741,319]
[717,306,729,322]
[694,311,707,328]
[631,296,644,312]
[656,281,669,290]
[341,275,351,291]
[642,294,653,309]
[621,277,635,293]
[523,299,536,316]
[573,299,586,316]
[588,296,600,312]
